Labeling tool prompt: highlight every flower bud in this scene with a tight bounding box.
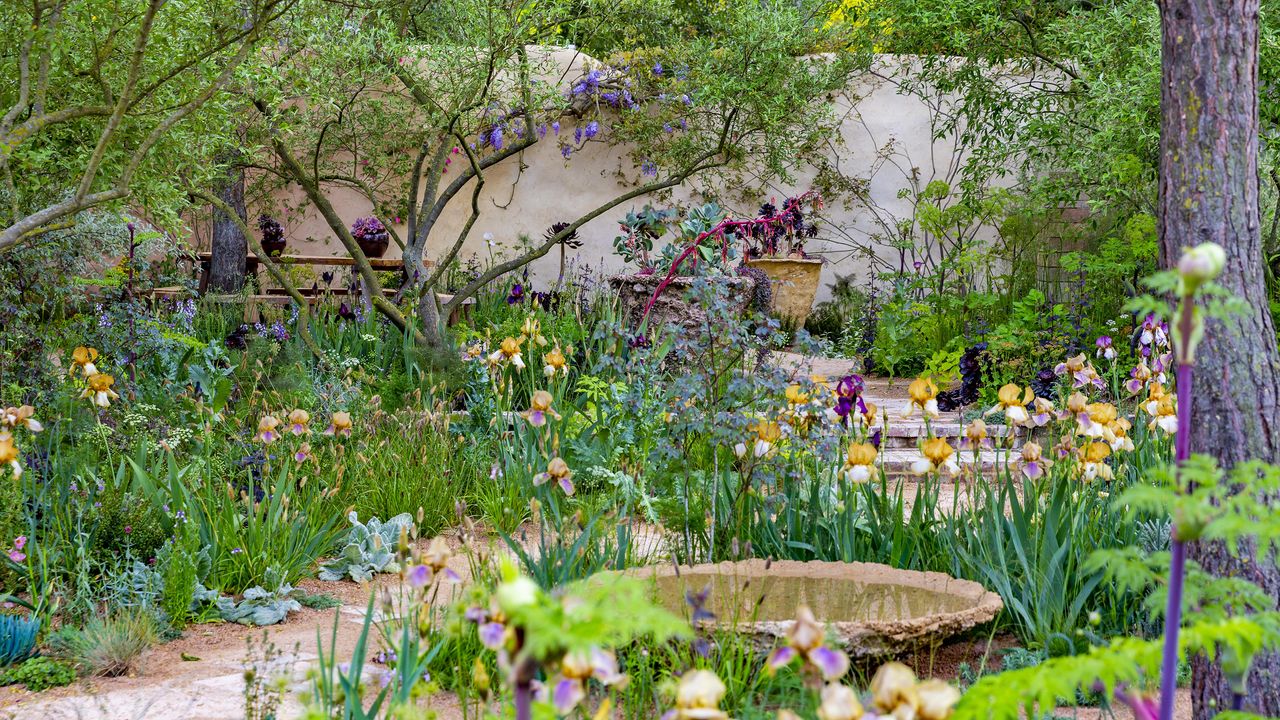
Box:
[1177,242,1226,294]
[495,575,540,614]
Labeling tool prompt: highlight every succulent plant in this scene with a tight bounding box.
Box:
[318,511,415,583]
[350,216,388,244]
[0,614,40,666]
[257,215,284,245]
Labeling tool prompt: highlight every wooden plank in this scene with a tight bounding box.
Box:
[193,252,424,270]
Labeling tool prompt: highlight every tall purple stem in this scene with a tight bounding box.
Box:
[1157,351,1194,720]
[515,680,533,720]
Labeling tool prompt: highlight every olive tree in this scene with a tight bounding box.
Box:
[0,0,297,253]
[241,0,857,346]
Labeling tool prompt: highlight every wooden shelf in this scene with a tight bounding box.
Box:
[194,252,420,271]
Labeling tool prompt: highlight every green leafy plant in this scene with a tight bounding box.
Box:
[157,519,202,629]
[0,656,77,692]
[318,511,414,583]
[216,582,303,627]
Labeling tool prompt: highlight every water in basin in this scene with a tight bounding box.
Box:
[650,570,976,624]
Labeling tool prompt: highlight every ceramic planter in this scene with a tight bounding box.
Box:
[746,257,823,326]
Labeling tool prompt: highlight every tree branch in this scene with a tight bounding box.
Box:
[189,186,323,362]
[443,153,725,313]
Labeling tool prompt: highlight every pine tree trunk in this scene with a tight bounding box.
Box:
[1157,1,1280,716]
[209,151,248,292]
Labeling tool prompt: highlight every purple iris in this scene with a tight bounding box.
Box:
[506,283,525,304]
[836,374,864,398]
[833,395,855,418]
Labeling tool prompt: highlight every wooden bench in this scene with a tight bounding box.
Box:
[194,252,415,293]
[174,251,470,325]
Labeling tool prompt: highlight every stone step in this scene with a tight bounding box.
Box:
[875,421,1022,449]
[877,447,1017,478]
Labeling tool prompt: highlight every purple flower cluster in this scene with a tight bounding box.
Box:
[350,216,388,244]
[831,374,866,420]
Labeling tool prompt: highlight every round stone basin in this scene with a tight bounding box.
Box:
[631,559,1002,657]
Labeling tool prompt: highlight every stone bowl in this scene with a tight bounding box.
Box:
[629,559,1002,657]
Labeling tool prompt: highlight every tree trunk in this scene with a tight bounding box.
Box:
[209,150,249,292]
[1157,1,1280,716]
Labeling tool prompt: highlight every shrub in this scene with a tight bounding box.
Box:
[0,657,77,692]
[48,611,157,677]
[157,519,201,629]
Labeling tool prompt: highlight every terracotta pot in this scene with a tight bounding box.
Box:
[357,235,389,258]
[746,257,823,326]
[260,236,287,257]
[609,273,756,335]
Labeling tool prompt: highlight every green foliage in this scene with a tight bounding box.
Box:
[129,451,344,594]
[957,616,1280,720]
[296,591,342,611]
[498,561,690,662]
[216,582,303,627]
[318,512,415,583]
[48,610,157,677]
[0,656,77,692]
[157,520,202,630]
[0,614,40,666]
[960,455,1280,716]
[349,423,485,535]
